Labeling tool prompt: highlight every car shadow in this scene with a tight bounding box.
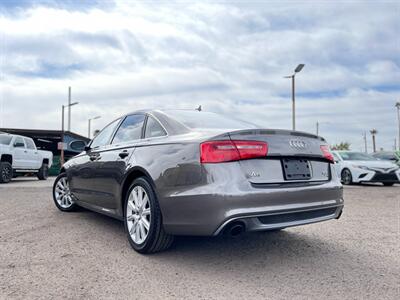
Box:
[159,231,332,260]
[345,182,399,188]
[8,178,41,183]
[4,176,55,185]
[68,209,398,287]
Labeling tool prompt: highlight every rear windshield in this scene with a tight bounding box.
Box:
[0,135,12,145]
[339,152,377,161]
[163,110,258,130]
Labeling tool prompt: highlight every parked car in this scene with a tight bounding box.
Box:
[53,110,343,253]
[0,133,53,183]
[332,151,400,186]
[372,151,400,166]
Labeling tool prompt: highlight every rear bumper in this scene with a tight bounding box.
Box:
[213,204,343,235]
[160,179,344,236]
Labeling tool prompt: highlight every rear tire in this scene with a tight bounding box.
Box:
[0,162,13,183]
[341,169,353,185]
[124,177,174,254]
[383,182,394,186]
[37,163,49,180]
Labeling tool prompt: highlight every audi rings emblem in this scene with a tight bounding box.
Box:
[289,139,307,149]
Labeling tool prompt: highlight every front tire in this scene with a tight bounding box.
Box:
[37,163,49,180]
[124,177,174,254]
[341,169,353,185]
[52,173,77,211]
[0,162,13,183]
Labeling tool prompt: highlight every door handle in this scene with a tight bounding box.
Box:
[119,151,129,159]
[89,155,98,161]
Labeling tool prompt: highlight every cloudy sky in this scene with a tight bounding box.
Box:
[0,0,399,151]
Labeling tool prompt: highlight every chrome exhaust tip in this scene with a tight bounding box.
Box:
[224,221,245,237]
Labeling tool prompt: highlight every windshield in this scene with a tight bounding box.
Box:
[374,152,396,160]
[339,152,377,161]
[0,135,12,145]
[163,110,258,130]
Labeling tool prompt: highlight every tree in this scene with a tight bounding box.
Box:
[331,142,351,151]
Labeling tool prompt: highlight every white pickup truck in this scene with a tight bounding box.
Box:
[0,133,53,183]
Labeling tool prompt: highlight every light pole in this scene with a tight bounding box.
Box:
[363,131,368,153]
[88,116,101,139]
[61,101,79,166]
[316,121,330,136]
[370,129,378,153]
[284,64,305,131]
[68,87,71,131]
[67,86,79,131]
[396,102,400,150]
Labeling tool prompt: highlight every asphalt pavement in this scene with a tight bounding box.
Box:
[0,178,399,299]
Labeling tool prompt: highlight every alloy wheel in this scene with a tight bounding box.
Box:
[54,176,74,208]
[1,165,12,181]
[342,170,352,185]
[126,186,151,245]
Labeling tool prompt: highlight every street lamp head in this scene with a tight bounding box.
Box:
[94,116,101,120]
[294,64,305,73]
[395,102,400,108]
[70,102,79,107]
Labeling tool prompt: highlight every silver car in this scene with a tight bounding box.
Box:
[52,110,344,253]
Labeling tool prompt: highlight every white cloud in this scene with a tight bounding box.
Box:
[0,0,399,151]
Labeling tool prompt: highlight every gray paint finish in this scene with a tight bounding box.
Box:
[63,109,343,236]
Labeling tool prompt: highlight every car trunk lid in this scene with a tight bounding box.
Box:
[225,129,332,184]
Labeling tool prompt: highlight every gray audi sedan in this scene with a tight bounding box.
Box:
[53,109,344,253]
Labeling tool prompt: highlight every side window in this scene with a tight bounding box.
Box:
[91,119,121,149]
[145,116,167,138]
[24,138,36,150]
[112,114,145,144]
[13,137,25,148]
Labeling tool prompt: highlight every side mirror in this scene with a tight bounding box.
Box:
[69,140,87,152]
[84,145,91,152]
[13,142,25,148]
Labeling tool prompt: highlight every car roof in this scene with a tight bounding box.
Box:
[0,133,29,139]
[121,109,203,117]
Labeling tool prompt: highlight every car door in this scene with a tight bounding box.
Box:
[88,114,146,211]
[12,137,28,169]
[68,118,121,206]
[24,138,41,169]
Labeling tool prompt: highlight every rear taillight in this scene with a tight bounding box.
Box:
[320,145,334,163]
[200,140,268,163]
